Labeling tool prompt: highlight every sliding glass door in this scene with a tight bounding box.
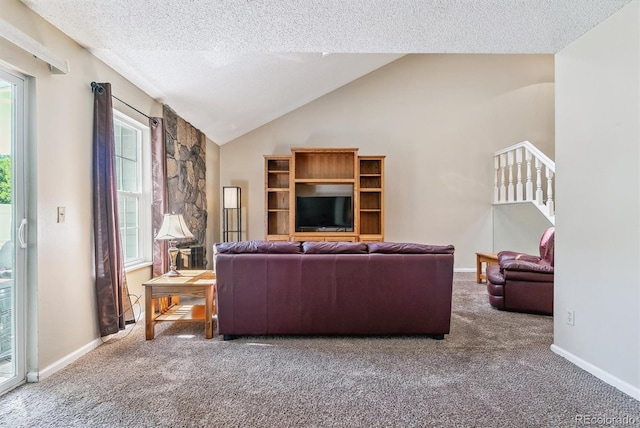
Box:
[0,68,27,394]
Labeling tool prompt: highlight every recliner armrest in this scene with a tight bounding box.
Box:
[498,251,542,264]
[486,264,505,285]
[501,259,554,274]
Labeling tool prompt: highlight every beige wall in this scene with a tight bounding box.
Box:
[0,0,164,371]
[220,54,555,268]
[125,266,152,321]
[554,0,639,398]
[493,204,553,256]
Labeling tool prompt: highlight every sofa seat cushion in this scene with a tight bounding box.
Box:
[215,240,301,254]
[368,242,455,254]
[302,241,368,254]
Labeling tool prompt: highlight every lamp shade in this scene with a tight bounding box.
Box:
[155,213,194,241]
[223,186,240,209]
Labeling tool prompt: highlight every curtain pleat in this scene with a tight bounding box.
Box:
[151,118,168,277]
[92,82,134,336]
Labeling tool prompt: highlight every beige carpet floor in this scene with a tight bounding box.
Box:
[0,272,638,427]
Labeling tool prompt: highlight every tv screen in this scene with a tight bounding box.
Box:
[296,196,353,231]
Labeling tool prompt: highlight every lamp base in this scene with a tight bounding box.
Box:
[165,242,180,277]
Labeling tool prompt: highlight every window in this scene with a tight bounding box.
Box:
[113,111,151,268]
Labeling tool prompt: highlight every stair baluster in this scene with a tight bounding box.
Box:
[494,156,500,203]
[507,151,514,201]
[535,158,543,205]
[516,147,523,201]
[525,150,533,201]
[546,167,555,217]
[499,153,507,202]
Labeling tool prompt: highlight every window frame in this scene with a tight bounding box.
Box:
[113,110,152,270]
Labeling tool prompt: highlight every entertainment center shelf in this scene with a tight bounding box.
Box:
[293,179,356,183]
[265,148,385,242]
[265,156,291,241]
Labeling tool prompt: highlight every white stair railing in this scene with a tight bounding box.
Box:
[494,141,555,224]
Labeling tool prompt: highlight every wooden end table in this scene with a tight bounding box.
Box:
[143,270,216,340]
[475,252,498,284]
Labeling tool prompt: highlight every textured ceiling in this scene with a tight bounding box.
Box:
[21,0,633,144]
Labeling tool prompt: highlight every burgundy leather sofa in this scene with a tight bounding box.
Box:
[214,241,455,340]
[486,227,555,315]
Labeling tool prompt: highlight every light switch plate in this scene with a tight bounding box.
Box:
[57,206,66,223]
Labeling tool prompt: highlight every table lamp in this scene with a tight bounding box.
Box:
[155,213,194,276]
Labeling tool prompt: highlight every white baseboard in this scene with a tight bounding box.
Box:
[27,337,103,382]
[550,344,640,401]
[454,268,475,273]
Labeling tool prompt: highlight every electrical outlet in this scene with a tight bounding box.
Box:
[57,206,66,223]
[566,310,575,326]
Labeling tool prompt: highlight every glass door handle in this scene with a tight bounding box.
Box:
[18,218,27,248]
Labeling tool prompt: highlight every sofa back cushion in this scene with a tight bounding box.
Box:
[302,241,368,254]
[215,240,301,254]
[368,242,455,254]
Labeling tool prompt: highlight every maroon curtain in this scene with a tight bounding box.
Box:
[151,118,168,277]
[92,82,134,336]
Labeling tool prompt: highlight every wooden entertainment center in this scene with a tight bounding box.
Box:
[265,148,385,242]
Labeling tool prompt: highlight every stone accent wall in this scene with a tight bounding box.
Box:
[163,105,207,249]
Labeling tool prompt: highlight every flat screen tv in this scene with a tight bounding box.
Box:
[296,196,353,231]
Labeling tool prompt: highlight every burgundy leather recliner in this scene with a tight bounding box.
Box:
[486,227,555,315]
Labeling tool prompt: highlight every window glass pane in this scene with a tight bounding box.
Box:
[125,196,138,228]
[121,159,138,192]
[121,129,137,161]
[125,229,138,260]
[114,123,122,156]
[118,194,125,223]
[120,230,127,259]
[115,157,122,191]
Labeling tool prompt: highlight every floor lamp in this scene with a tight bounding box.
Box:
[223,186,241,242]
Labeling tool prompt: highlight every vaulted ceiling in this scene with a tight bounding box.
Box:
[21,0,632,144]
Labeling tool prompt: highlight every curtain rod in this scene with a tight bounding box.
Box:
[91,82,159,126]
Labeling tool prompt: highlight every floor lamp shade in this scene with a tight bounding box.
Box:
[223,186,240,209]
[155,213,194,276]
[223,186,241,242]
